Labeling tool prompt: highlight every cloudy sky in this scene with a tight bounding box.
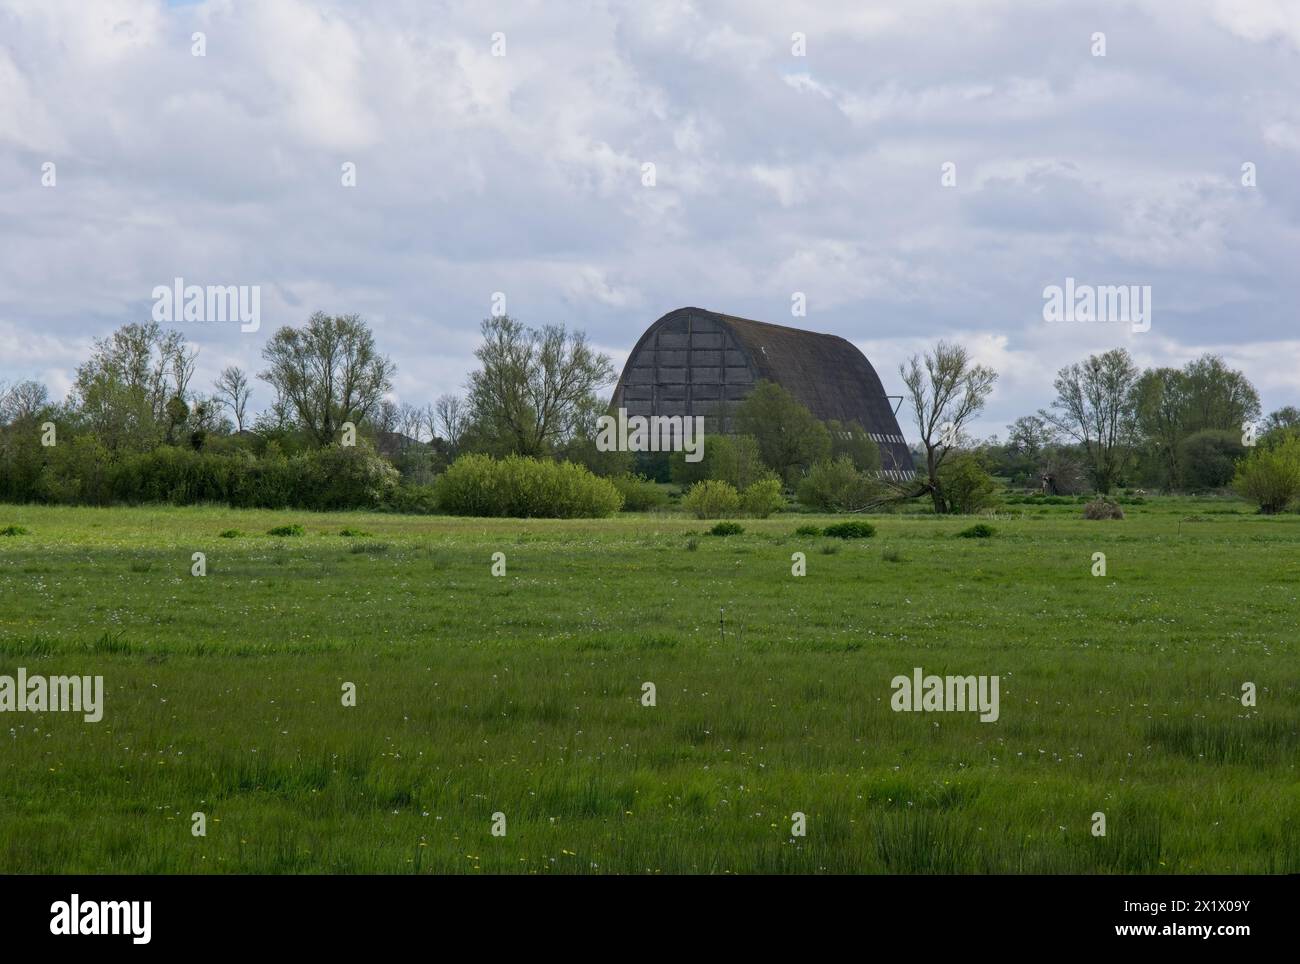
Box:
[2,0,1298,439]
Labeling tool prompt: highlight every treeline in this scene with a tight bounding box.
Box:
[0,311,891,516]
[1,314,415,511]
[894,342,1300,515]
[3,313,1300,517]
[980,351,1293,495]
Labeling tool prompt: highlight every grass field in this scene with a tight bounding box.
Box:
[0,498,1297,873]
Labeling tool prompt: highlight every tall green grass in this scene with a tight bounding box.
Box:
[0,497,1295,873]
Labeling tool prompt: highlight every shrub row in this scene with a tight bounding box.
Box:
[0,440,400,511]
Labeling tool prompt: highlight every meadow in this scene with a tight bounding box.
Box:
[0,497,1296,874]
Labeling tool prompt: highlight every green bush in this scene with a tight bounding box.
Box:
[937,452,999,514]
[823,520,876,539]
[682,479,741,519]
[109,446,217,505]
[339,527,373,537]
[740,477,784,518]
[957,523,995,538]
[1234,437,1300,514]
[267,524,305,537]
[669,434,768,490]
[218,529,242,538]
[797,456,878,511]
[45,436,114,505]
[291,444,401,511]
[0,525,28,536]
[383,484,439,515]
[434,454,623,518]
[709,521,744,536]
[793,524,822,537]
[611,474,670,511]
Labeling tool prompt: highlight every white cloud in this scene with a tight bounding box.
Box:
[0,0,1296,426]
[564,266,641,308]
[1205,0,1300,50]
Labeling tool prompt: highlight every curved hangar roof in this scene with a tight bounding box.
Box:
[612,307,915,479]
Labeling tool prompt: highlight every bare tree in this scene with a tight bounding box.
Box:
[214,366,252,432]
[1040,348,1139,494]
[0,379,50,424]
[374,398,400,436]
[419,403,438,444]
[900,341,998,512]
[172,342,199,401]
[433,394,466,448]
[398,402,424,443]
[259,312,395,446]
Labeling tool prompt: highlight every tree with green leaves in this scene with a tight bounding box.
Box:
[900,341,997,512]
[259,312,395,447]
[1180,429,1246,491]
[69,322,197,453]
[1181,354,1260,434]
[1258,406,1300,450]
[1133,367,1189,490]
[466,315,614,457]
[1263,406,1300,436]
[1040,348,1139,494]
[733,380,831,483]
[1132,355,1260,490]
[1005,414,1057,459]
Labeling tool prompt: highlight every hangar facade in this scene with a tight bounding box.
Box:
[610,307,916,480]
